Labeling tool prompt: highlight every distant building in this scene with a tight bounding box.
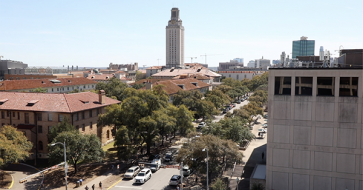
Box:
[218,60,244,70]
[0,59,28,80]
[0,78,97,93]
[233,58,244,63]
[255,58,271,69]
[108,62,138,71]
[184,63,208,68]
[143,78,210,101]
[151,67,221,82]
[272,60,281,65]
[219,68,265,81]
[292,36,315,58]
[166,8,184,69]
[247,60,255,68]
[339,49,363,66]
[0,91,120,159]
[146,66,163,78]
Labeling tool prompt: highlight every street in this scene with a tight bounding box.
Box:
[110,168,180,190]
[212,98,250,123]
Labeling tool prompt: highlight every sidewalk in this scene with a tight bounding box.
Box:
[226,115,267,190]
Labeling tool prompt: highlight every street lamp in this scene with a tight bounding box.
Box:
[202,148,209,190]
[51,141,68,190]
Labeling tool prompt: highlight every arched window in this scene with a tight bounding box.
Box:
[107,130,110,139]
[38,141,43,150]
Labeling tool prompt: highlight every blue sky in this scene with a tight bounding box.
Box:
[1,0,362,68]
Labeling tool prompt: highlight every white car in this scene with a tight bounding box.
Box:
[182,165,191,176]
[197,122,206,129]
[134,168,152,184]
[124,166,140,179]
[258,128,267,133]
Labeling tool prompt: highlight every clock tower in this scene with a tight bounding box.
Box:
[166,8,184,69]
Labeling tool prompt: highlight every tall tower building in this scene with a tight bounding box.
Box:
[166,8,184,69]
[292,36,315,59]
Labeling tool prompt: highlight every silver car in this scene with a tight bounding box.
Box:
[124,166,140,179]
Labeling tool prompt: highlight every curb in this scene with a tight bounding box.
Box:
[6,173,14,189]
[106,178,123,190]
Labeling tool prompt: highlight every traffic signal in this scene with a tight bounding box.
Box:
[19,179,27,183]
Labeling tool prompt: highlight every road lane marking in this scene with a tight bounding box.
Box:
[115,186,142,189]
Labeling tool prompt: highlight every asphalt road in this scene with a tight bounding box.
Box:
[110,168,180,190]
[3,163,42,190]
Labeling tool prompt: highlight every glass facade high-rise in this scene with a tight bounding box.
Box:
[292,36,315,59]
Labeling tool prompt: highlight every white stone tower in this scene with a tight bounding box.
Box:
[166,8,184,69]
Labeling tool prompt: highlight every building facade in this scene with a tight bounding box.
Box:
[255,58,271,69]
[219,68,265,81]
[166,8,184,69]
[267,68,363,190]
[0,91,120,159]
[218,60,244,70]
[0,60,28,80]
[292,36,315,59]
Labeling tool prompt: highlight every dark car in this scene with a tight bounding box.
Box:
[165,153,172,162]
[222,109,227,114]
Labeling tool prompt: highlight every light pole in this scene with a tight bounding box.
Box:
[202,148,209,190]
[51,141,68,190]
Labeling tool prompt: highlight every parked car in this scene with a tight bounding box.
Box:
[237,100,241,104]
[197,122,206,129]
[150,158,161,172]
[124,166,141,179]
[232,103,237,107]
[264,114,268,118]
[169,175,181,186]
[258,128,267,133]
[164,152,172,162]
[222,109,228,114]
[182,165,191,176]
[134,168,152,184]
[262,124,268,128]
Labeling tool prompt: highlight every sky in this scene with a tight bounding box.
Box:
[1,0,362,68]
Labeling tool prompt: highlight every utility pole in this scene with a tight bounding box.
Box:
[186,57,197,63]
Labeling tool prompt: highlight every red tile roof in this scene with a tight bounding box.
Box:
[0,91,120,113]
[141,78,210,95]
[0,78,97,91]
[87,74,115,81]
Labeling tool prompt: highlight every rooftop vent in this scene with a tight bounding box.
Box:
[0,99,9,105]
[41,81,45,84]
[177,84,185,89]
[170,67,175,72]
[50,79,61,83]
[91,76,95,79]
[197,67,202,72]
[68,80,71,83]
[27,100,39,106]
[80,100,90,104]
[191,82,198,87]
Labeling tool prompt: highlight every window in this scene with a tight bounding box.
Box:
[107,130,110,139]
[52,88,54,92]
[89,110,92,117]
[18,112,20,119]
[76,125,79,130]
[67,87,69,90]
[81,111,85,119]
[1,123,4,127]
[82,124,85,131]
[38,125,43,133]
[58,114,63,122]
[48,113,53,121]
[339,77,358,97]
[7,111,10,117]
[274,77,291,95]
[25,113,29,124]
[57,88,59,91]
[96,109,99,115]
[37,113,42,121]
[1,111,4,119]
[75,113,79,121]
[295,77,313,96]
[317,77,335,96]
[12,112,15,117]
[38,141,43,150]
[90,122,93,129]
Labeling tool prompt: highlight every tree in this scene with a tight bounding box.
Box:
[31,87,47,93]
[251,182,265,190]
[211,178,227,190]
[135,71,146,81]
[48,117,76,143]
[132,83,146,89]
[114,126,136,161]
[175,105,194,136]
[176,135,242,181]
[196,100,217,119]
[95,78,129,101]
[0,125,33,167]
[48,131,104,174]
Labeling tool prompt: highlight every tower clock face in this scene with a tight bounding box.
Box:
[171,20,176,24]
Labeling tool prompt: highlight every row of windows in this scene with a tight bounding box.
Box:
[274,76,358,96]
[50,85,94,92]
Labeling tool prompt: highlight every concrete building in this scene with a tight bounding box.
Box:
[292,36,315,59]
[0,59,28,80]
[0,78,97,93]
[218,60,244,70]
[267,68,363,190]
[166,8,184,69]
[255,58,271,69]
[146,66,163,78]
[0,91,120,159]
[233,58,244,64]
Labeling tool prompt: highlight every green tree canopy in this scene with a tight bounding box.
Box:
[31,87,47,93]
[0,125,33,167]
[95,78,129,101]
[48,131,104,174]
[48,117,76,143]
